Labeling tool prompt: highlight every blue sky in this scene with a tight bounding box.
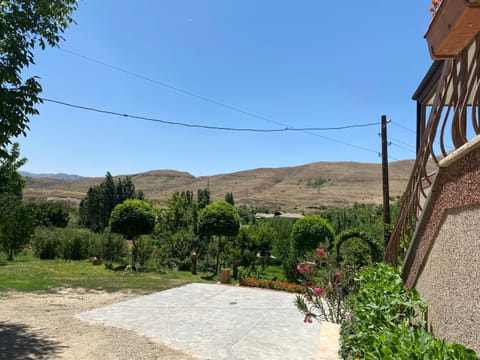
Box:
[18,1,434,177]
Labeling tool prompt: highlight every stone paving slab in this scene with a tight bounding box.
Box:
[77,283,327,360]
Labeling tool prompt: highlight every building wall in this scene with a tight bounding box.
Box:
[403,143,480,354]
[415,204,480,353]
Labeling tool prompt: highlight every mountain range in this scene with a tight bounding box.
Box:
[22,160,418,211]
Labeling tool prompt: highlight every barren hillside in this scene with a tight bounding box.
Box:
[23,161,417,211]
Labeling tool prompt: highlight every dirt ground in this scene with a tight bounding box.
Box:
[0,288,197,360]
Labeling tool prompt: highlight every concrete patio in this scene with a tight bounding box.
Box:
[77,283,339,359]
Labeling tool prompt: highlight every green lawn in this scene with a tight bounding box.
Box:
[0,253,212,293]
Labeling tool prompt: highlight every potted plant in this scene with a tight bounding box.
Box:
[425,0,480,59]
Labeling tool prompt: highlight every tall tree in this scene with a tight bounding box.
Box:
[0,143,35,260]
[0,143,26,202]
[109,199,155,263]
[79,173,142,232]
[198,200,240,275]
[0,0,77,158]
[197,188,210,209]
[224,192,235,206]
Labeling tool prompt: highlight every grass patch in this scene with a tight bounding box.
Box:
[0,253,212,293]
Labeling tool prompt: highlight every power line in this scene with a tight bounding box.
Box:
[59,47,288,128]
[390,120,416,134]
[41,97,383,133]
[56,48,384,156]
[390,142,416,153]
[389,136,415,150]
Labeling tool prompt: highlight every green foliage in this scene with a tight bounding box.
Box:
[0,0,77,157]
[303,177,332,188]
[334,229,383,270]
[27,201,70,227]
[0,143,26,201]
[135,235,154,267]
[295,248,355,324]
[224,192,234,206]
[198,200,240,274]
[110,199,155,239]
[79,172,142,232]
[31,227,103,260]
[198,200,240,238]
[160,191,197,233]
[102,229,127,263]
[31,227,60,259]
[322,203,385,240]
[0,203,35,260]
[237,205,256,225]
[196,188,210,209]
[340,264,478,360]
[0,143,33,260]
[291,215,334,255]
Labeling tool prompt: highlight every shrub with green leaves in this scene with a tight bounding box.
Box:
[31,227,103,260]
[340,263,478,359]
[102,229,127,263]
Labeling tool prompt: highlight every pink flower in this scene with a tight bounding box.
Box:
[296,264,304,274]
[334,271,341,282]
[316,248,326,256]
[304,264,313,273]
[313,287,324,296]
[303,315,313,324]
[304,294,312,301]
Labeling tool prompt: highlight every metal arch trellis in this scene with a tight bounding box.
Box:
[385,34,480,266]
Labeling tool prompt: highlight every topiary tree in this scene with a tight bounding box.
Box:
[109,199,155,263]
[291,215,334,257]
[198,200,240,275]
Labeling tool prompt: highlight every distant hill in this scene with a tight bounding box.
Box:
[20,171,84,180]
[22,161,420,211]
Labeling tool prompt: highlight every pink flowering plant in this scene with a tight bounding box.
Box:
[295,247,354,324]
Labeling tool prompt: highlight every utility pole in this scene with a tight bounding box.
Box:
[381,115,391,248]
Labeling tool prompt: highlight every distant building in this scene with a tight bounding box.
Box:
[255,211,303,220]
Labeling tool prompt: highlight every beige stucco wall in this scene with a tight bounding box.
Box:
[415,204,480,354]
[402,137,480,354]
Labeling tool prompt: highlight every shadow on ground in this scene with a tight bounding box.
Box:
[0,321,66,359]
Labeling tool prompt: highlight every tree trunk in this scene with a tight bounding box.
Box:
[215,236,222,276]
[131,238,138,265]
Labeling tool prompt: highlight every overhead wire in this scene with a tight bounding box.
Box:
[42,98,383,133]
[390,142,416,153]
[390,120,416,134]
[57,48,385,156]
[389,136,416,150]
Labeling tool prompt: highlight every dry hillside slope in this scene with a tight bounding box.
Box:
[23,161,416,211]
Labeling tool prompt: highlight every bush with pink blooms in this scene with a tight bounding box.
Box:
[295,247,355,324]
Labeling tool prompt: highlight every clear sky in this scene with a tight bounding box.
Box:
[17,1,434,177]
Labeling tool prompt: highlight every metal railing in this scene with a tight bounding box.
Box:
[385,34,480,266]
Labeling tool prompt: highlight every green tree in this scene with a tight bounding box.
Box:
[0,143,26,202]
[28,201,70,227]
[291,215,334,256]
[224,192,234,206]
[197,188,210,209]
[0,143,34,260]
[110,199,155,262]
[0,0,77,158]
[0,203,35,260]
[79,172,142,232]
[198,200,240,275]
